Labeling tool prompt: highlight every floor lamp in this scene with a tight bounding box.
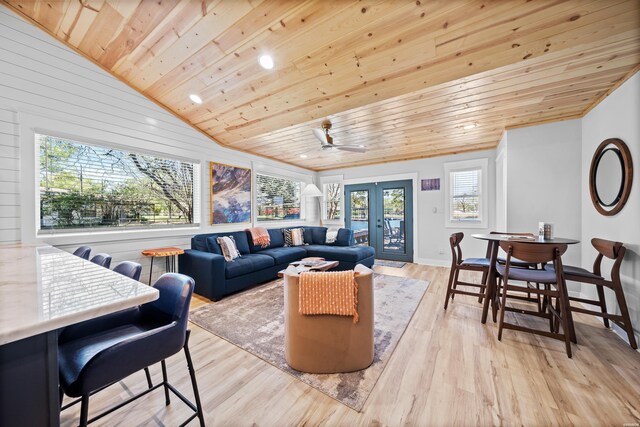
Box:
[301,182,323,226]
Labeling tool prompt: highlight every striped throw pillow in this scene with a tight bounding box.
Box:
[217,236,241,262]
[284,228,306,247]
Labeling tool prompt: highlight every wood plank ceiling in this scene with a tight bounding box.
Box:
[3,0,639,171]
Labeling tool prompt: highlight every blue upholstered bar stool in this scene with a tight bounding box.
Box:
[444,232,490,310]
[90,253,112,269]
[496,241,573,358]
[73,246,91,260]
[58,273,205,426]
[112,261,143,282]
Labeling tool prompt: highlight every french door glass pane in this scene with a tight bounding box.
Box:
[383,188,405,253]
[350,190,369,246]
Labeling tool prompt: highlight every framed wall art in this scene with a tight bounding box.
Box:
[210,162,252,224]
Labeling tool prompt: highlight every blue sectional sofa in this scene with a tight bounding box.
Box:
[178,226,375,300]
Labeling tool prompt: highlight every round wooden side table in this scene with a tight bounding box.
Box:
[141,247,185,286]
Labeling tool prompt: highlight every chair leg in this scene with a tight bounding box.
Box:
[478,270,488,303]
[557,287,572,358]
[595,285,610,328]
[450,268,461,301]
[79,395,90,427]
[184,331,205,427]
[144,367,153,389]
[612,284,638,349]
[497,280,509,341]
[444,266,456,310]
[161,360,171,406]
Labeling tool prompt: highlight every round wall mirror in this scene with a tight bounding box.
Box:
[589,138,633,216]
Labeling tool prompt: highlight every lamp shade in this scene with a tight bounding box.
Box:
[301,183,322,197]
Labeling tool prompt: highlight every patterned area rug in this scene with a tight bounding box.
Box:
[189,274,429,411]
[374,259,407,268]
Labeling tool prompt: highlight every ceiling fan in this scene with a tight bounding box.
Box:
[312,120,366,153]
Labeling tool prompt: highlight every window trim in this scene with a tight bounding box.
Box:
[22,117,202,243]
[255,172,305,223]
[319,175,344,223]
[444,158,488,229]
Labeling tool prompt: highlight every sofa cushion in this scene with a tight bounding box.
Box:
[225,254,275,279]
[247,228,286,252]
[302,226,328,245]
[206,231,251,255]
[334,228,354,246]
[259,246,307,265]
[305,245,375,263]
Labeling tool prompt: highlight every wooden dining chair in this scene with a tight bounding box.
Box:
[497,241,573,358]
[444,232,490,310]
[546,238,637,349]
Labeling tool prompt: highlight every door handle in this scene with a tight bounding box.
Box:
[377,225,382,228]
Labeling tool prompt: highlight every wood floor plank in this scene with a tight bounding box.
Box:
[59,264,640,426]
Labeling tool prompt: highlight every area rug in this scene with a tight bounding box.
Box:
[374,259,407,268]
[189,274,429,411]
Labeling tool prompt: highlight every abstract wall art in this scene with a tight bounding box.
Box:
[210,162,252,224]
[421,178,440,191]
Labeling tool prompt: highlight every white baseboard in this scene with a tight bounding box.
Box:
[414,257,450,267]
[574,291,640,352]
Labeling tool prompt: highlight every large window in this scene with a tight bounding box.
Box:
[444,158,488,228]
[256,173,302,221]
[38,134,200,234]
[323,182,342,220]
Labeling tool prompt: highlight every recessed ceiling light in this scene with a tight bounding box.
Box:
[259,54,274,70]
[358,145,365,148]
[189,94,202,104]
[300,154,308,159]
[463,123,477,130]
[145,117,158,126]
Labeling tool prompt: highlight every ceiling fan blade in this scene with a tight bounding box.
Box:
[335,145,366,153]
[312,128,328,144]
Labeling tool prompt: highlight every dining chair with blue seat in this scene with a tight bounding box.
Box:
[73,246,91,260]
[444,232,491,310]
[112,261,143,282]
[545,238,637,349]
[497,241,573,358]
[58,273,205,426]
[90,253,112,269]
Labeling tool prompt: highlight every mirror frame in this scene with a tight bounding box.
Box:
[589,138,633,216]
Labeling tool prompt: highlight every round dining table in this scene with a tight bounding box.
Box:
[472,234,580,341]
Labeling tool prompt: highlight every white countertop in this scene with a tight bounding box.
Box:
[0,244,158,345]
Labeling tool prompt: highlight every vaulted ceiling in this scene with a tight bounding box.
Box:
[3,0,639,171]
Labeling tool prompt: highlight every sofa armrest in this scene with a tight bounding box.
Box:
[178,249,226,300]
[333,228,355,246]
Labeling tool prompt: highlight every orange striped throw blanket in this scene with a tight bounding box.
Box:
[247,227,270,248]
[299,270,359,323]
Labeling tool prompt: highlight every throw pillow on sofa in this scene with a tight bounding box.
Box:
[284,228,306,247]
[217,236,241,261]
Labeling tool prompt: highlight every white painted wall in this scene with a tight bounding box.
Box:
[581,72,640,343]
[318,150,496,266]
[0,8,317,283]
[504,120,583,273]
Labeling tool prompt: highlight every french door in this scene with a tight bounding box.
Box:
[345,180,413,262]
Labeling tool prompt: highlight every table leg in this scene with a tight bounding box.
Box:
[481,241,499,324]
[148,257,154,286]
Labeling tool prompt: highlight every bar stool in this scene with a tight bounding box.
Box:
[58,273,205,426]
[90,253,112,269]
[497,241,573,357]
[112,261,143,282]
[444,232,490,310]
[546,238,637,349]
[73,246,91,260]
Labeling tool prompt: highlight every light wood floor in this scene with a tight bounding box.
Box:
[60,264,640,426]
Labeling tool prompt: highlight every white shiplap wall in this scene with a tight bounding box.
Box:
[0,7,318,283]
